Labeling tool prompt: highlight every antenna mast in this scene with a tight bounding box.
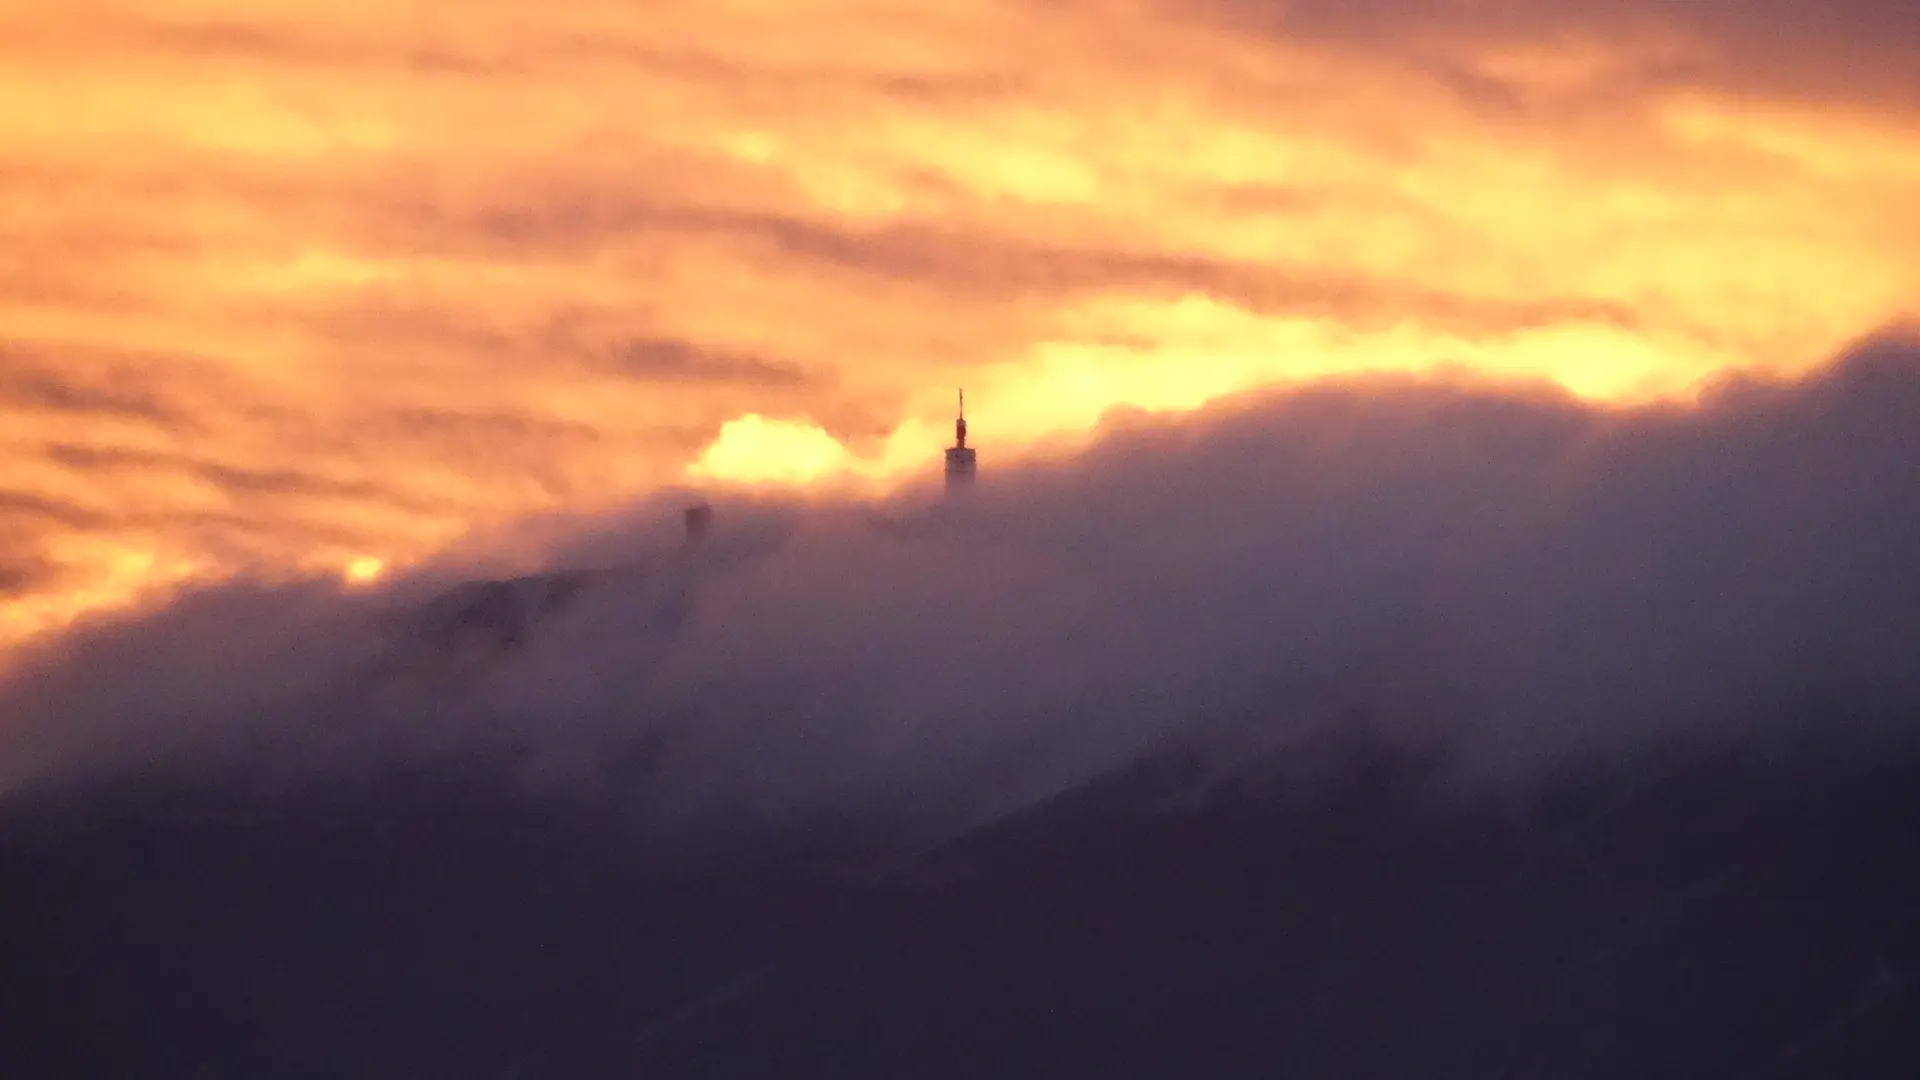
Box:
[945,387,977,490]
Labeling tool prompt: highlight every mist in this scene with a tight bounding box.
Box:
[4,334,1918,834]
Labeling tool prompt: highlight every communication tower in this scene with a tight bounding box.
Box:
[944,389,977,490]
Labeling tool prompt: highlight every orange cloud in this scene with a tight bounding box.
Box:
[0,0,1915,656]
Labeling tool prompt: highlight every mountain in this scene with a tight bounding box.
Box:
[4,724,1917,1079]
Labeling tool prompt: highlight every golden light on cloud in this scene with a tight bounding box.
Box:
[687,415,858,488]
[1,0,1917,656]
[343,556,387,586]
[0,542,205,654]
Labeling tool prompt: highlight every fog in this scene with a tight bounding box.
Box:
[4,334,1918,835]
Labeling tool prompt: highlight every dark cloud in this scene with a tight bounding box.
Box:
[0,490,116,531]
[0,567,34,597]
[356,187,1621,339]
[317,294,816,391]
[0,483,397,567]
[0,357,181,426]
[197,397,644,511]
[378,406,610,446]
[868,70,1037,105]
[194,461,420,506]
[121,13,1034,101]
[137,20,360,65]
[129,17,513,77]
[363,399,720,492]
[310,296,526,359]
[611,339,813,388]
[39,443,459,517]
[1196,0,1920,113]
[723,212,1640,334]
[0,557,56,598]
[4,333,1917,833]
[314,290,884,444]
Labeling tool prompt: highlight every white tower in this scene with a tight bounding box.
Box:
[944,389,977,490]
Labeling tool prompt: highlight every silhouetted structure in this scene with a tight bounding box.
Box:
[405,501,715,661]
[422,571,589,656]
[684,502,714,546]
[944,390,976,491]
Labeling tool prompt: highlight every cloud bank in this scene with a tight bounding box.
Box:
[2,338,1917,837]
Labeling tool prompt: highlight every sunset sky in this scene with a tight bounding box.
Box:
[2,0,1916,652]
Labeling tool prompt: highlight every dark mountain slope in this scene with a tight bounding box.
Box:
[4,735,1919,1079]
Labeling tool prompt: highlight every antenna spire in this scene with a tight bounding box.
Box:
[945,388,977,490]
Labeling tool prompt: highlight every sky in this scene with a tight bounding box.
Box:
[2,0,1917,654]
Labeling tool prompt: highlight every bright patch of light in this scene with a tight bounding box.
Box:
[344,556,386,586]
[686,414,857,486]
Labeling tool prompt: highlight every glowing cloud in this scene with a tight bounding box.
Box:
[0,0,1915,653]
[687,415,858,487]
[343,556,386,586]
